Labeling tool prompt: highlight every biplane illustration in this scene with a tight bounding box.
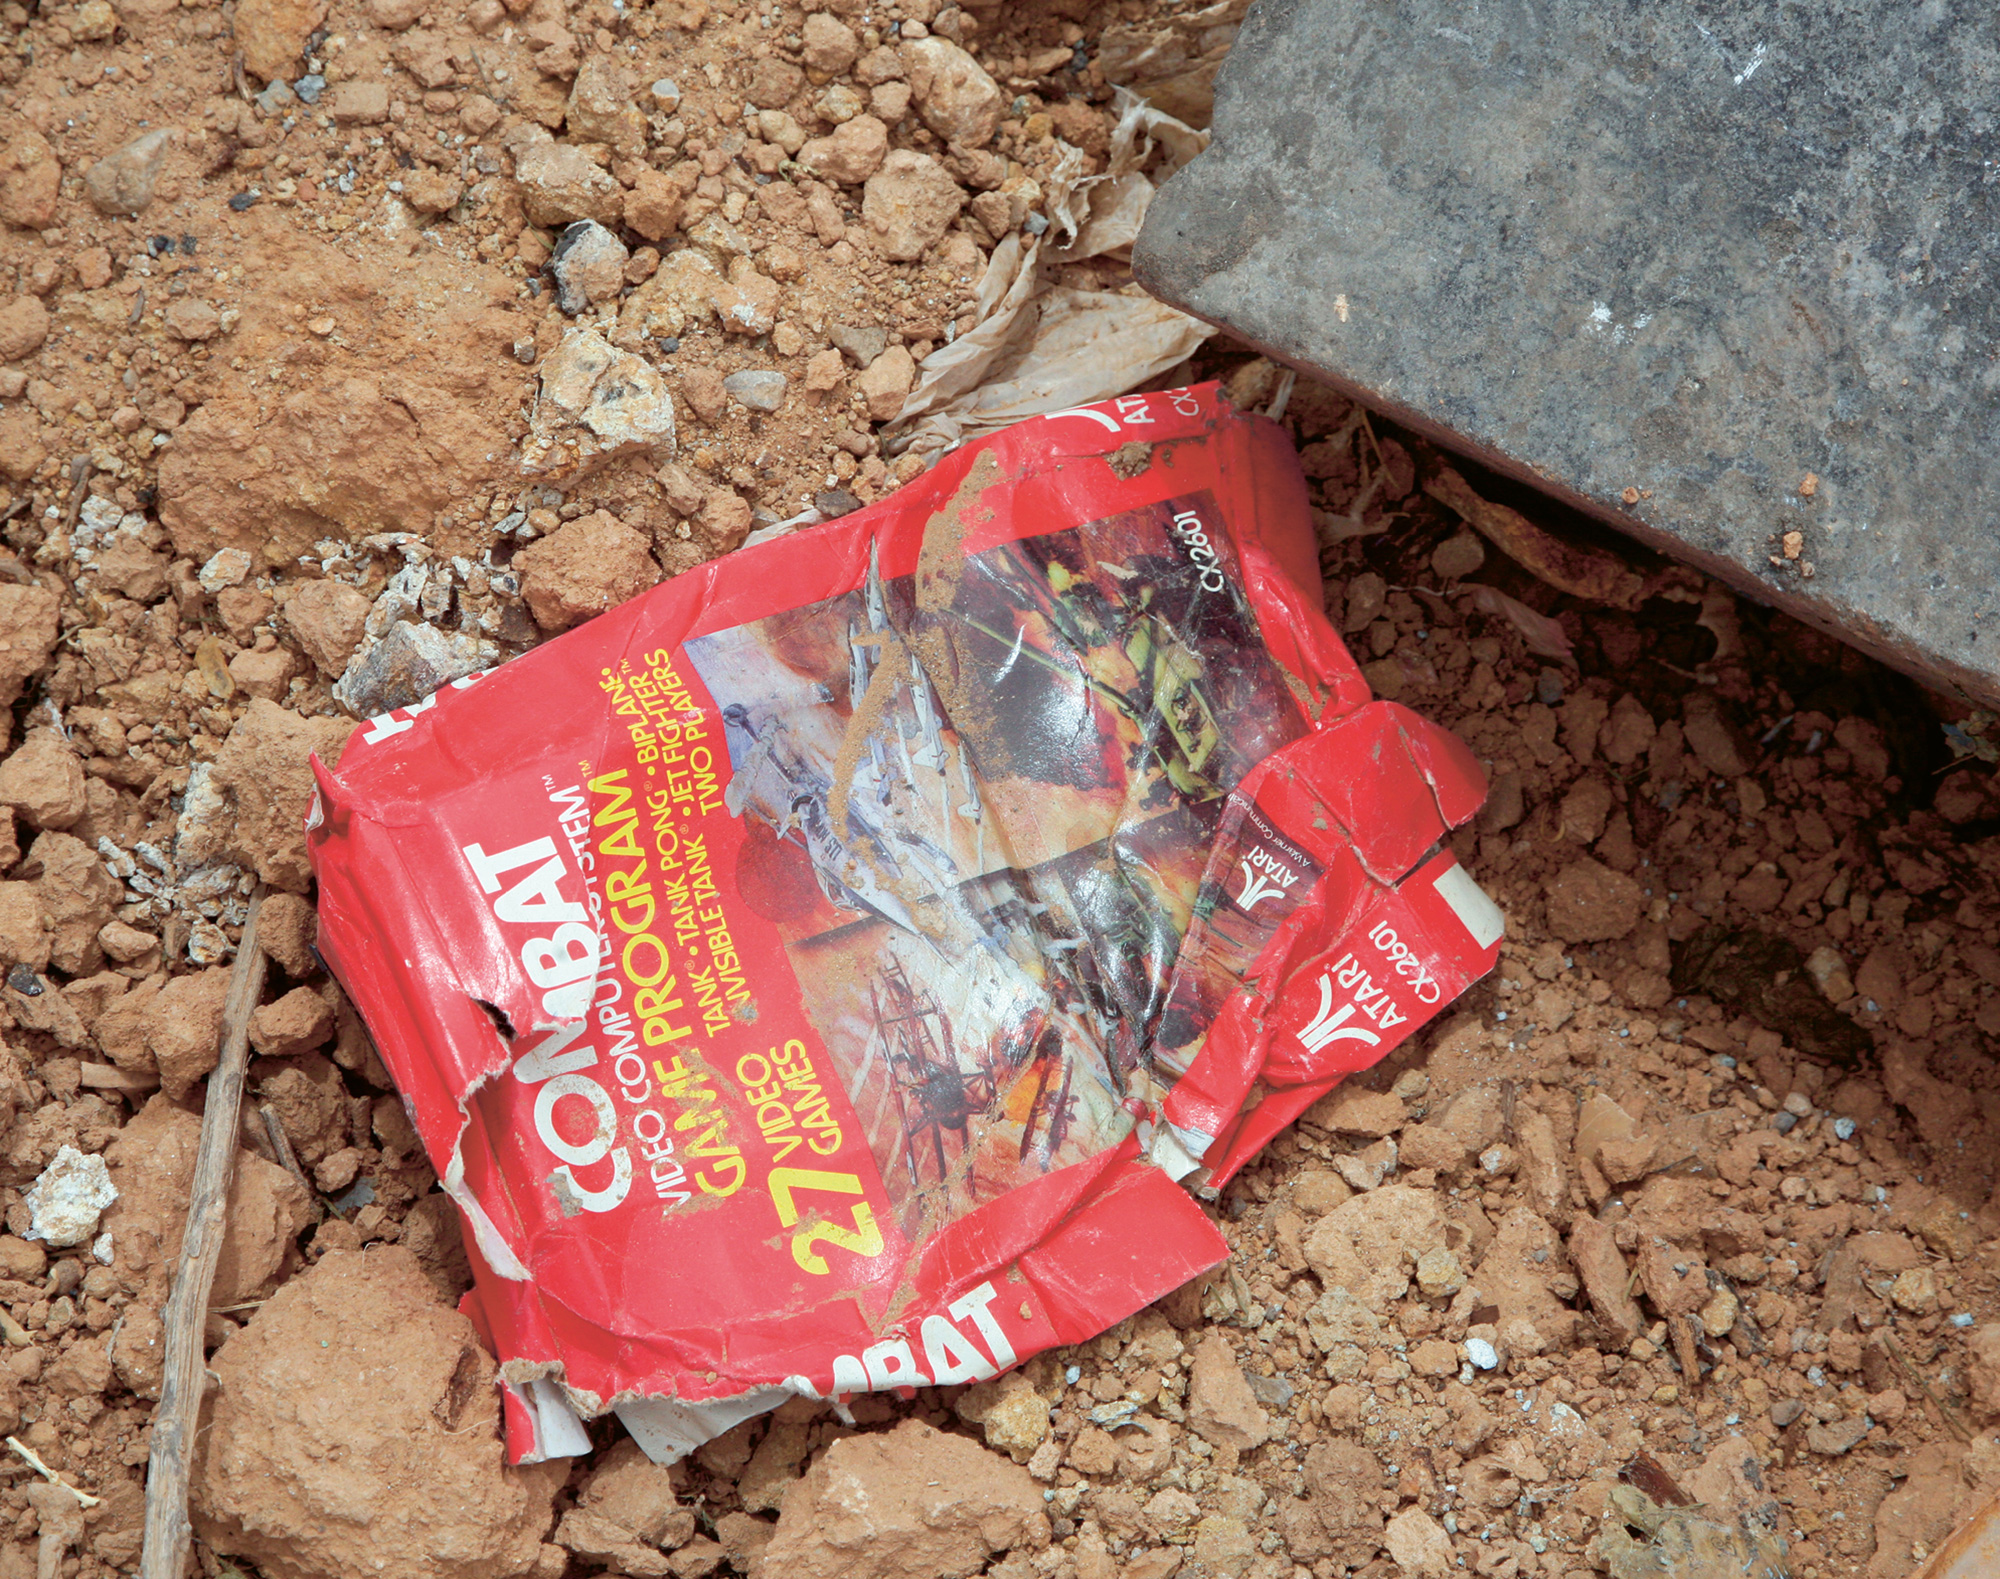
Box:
[864,952,997,1188]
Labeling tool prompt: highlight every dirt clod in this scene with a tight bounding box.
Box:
[1545,855,1644,942]
[515,510,660,632]
[209,700,352,893]
[1187,1332,1272,1450]
[285,581,375,678]
[0,731,85,832]
[195,1246,564,1579]
[764,1418,1048,1579]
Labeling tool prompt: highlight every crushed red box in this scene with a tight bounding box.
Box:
[307,384,1502,1463]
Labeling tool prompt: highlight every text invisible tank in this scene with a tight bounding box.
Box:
[306,384,1505,1465]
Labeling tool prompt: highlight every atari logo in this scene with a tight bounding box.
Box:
[1234,844,1301,912]
[1295,973,1384,1055]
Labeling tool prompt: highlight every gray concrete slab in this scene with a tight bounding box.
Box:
[1133,0,2000,706]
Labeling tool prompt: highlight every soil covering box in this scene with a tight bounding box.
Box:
[307,387,1503,1463]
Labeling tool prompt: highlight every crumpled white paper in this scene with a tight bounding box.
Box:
[884,90,1217,458]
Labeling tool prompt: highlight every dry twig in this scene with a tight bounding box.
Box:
[259,1101,318,1203]
[139,892,268,1579]
[5,1436,100,1508]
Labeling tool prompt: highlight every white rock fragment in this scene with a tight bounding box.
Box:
[173,762,232,874]
[24,1146,117,1248]
[520,327,677,480]
[333,622,495,718]
[1464,1336,1499,1371]
[198,547,254,592]
[550,220,629,315]
[186,920,232,965]
[77,497,126,541]
[92,1233,113,1265]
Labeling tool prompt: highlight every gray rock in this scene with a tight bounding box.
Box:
[550,220,629,316]
[1804,1415,1872,1457]
[828,322,888,367]
[85,128,175,217]
[333,622,496,718]
[1136,0,2000,706]
[723,369,787,413]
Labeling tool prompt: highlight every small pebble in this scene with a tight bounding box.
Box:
[723,369,788,412]
[1952,1312,1975,1328]
[1535,668,1564,704]
[1772,1111,1797,1134]
[1464,1337,1499,1371]
[187,920,231,965]
[1832,1116,1856,1140]
[199,546,253,591]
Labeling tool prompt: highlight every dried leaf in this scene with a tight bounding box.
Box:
[887,94,1215,457]
[1426,466,1643,608]
[1096,0,1253,127]
[1619,1451,1695,1508]
[195,634,236,700]
[1465,584,1573,662]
